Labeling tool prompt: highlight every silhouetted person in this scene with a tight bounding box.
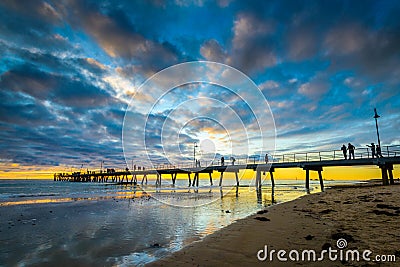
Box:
[221,156,225,166]
[231,157,236,165]
[366,143,376,158]
[348,143,355,159]
[376,145,383,158]
[341,145,347,159]
[265,153,269,164]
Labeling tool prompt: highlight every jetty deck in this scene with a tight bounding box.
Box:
[54,146,400,191]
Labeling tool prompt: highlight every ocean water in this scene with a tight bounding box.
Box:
[0,178,361,266]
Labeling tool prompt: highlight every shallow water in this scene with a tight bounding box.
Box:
[0,179,361,266]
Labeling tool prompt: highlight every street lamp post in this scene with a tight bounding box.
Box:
[374,108,381,148]
[100,160,104,173]
[193,142,198,167]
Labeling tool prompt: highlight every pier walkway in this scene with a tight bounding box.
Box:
[54,145,400,191]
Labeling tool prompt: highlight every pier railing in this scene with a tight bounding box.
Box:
[273,145,400,163]
[151,145,400,169]
[59,145,400,174]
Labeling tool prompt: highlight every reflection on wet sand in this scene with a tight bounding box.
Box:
[256,186,276,205]
[1,191,151,207]
[2,183,286,208]
[1,179,330,266]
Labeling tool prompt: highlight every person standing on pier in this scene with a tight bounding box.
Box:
[221,156,225,166]
[265,153,269,164]
[231,157,236,165]
[348,143,355,159]
[341,144,347,159]
[366,143,376,158]
[376,145,383,158]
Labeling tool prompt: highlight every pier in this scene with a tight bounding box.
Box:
[54,145,400,190]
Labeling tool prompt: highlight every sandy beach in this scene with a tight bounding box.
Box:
[149,181,400,266]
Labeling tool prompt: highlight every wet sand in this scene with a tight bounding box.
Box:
[149,181,400,266]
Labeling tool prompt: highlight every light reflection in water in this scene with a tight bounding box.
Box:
[0,179,360,266]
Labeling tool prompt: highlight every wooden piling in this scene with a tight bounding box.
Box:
[269,169,275,187]
[209,173,213,186]
[157,173,162,187]
[141,174,147,185]
[256,170,261,189]
[387,164,394,185]
[192,173,197,187]
[235,172,239,186]
[318,169,324,192]
[219,172,224,186]
[305,169,310,191]
[380,166,389,185]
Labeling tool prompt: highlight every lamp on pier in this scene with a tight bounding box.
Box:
[373,108,381,148]
[193,142,198,167]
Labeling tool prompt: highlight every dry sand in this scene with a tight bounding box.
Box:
[149,181,400,266]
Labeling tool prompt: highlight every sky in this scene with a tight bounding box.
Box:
[0,0,399,178]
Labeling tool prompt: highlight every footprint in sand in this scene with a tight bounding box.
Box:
[319,209,336,214]
[257,210,268,215]
[254,217,270,221]
[331,232,354,242]
[371,210,398,216]
[305,234,314,240]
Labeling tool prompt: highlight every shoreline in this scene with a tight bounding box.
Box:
[148,180,400,266]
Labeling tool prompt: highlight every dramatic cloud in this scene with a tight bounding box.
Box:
[0,0,399,175]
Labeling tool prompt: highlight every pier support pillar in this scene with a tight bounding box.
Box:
[235,172,239,186]
[141,174,147,185]
[387,165,394,185]
[219,172,224,187]
[156,173,162,187]
[256,187,262,204]
[318,169,324,192]
[305,169,310,192]
[188,173,191,187]
[302,166,323,193]
[380,165,389,185]
[255,170,261,189]
[209,173,213,186]
[269,168,275,187]
[192,173,199,187]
